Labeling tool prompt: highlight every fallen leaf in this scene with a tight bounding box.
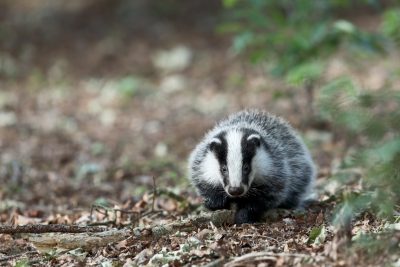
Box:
[308,225,326,246]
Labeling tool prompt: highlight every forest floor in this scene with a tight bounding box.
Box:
[0,2,399,266]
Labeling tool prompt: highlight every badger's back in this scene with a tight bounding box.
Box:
[189,109,315,209]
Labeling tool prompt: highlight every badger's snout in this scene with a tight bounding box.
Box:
[226,185,247,197]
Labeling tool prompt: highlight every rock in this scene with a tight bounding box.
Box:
[0,112,17,126]
[154,142,168,157]
[160,74,186,93]
[153,45,192,72]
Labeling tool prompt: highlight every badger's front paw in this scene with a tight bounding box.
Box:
[234,208,253,224]
[204,196,229,211]
[234,207,264,224]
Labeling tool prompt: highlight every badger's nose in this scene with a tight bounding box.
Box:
[228,186,244,197]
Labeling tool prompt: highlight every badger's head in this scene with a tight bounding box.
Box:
[202,128,270,197]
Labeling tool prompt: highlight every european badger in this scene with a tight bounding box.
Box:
[188,110,315,224]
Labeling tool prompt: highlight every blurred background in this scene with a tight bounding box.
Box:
[0,0,399,227]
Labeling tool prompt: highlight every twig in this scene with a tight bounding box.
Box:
[0,224,107,234]
[225,255,276,267]
[225,251,325,267]
[87,221,117,227]
[20,210,234,252]
[28,229,130,251]
[114,209,139,214]
[11,160,22,184]
[156,188,187,203]
[0,251,38,262]
[149,210,234,238]
[90,204,108,221]
[138,210,163,219]
[197,258,226,267]
[156,188,198,210]
[152,176,157,212]
[305,81,315,118]
[90,204,142,227]
[239,234,280,245]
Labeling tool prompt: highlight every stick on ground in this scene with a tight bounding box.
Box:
[0,224,107,234]
[0,210,235,252]
[225,251,326,267]
[28,229,130,251]
[0,251,38,263]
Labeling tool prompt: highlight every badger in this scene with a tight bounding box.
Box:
[188,110,316,224]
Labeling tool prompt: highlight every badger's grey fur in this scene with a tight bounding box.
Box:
[188,110,316,224]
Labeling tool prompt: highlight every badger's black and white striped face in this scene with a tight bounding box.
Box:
[202,129,265,197]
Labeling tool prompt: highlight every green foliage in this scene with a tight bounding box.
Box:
[222,0,239,8]
[318,77,365,133]
[352,230,400,258]
[323,84,400,218]
[308,225,326,245]
[76,162,102,181]
[15,260,30,267]
[221,0,400,248]
[333,191,373,228]
[94,197,113,208]
[219,0,385,75]
[68,248,88,262]
[117,76,140,97]
[381,8,400,46]
[285,61,324,87]
[362,138,400,217]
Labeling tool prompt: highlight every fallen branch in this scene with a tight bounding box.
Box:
[25,210,235,251]
[0,224,107,234]
[28,229,130,252]
[225,251,326,267]
[0,251,38,263]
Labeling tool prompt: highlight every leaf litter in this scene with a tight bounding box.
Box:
[0,4,399,266]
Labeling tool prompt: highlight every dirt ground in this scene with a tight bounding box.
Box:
[0,2,399,266]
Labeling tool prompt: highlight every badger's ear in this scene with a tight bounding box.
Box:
[247,134,261,147]
[209,137,222,151]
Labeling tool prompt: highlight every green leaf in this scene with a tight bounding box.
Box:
[216,22,243,34]
[320,77,359,101]
[286,61,323,86]
[15,260,29,267]
[76,163,102,180]
[232,31,254,53]
[117,76,140,97]
[307,225,326,245]
[68,248,88,261]
[366,138,400,163]
[333,193,372,228]
[334,20,356,34]
[94,197,112,208]
[337,110,369,133]
[222,0,239,8]
[381,8,400,40]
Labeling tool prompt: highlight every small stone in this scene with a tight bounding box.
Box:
[0,112,17,126]
[152,45,192,72]
[160,75,186,93]
[154,142,168,157]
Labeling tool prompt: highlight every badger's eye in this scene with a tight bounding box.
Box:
[221,165,228,174]
[243,164,250,173]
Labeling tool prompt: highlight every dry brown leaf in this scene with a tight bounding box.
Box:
[197,229,213,240]
[13,215,42,225]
